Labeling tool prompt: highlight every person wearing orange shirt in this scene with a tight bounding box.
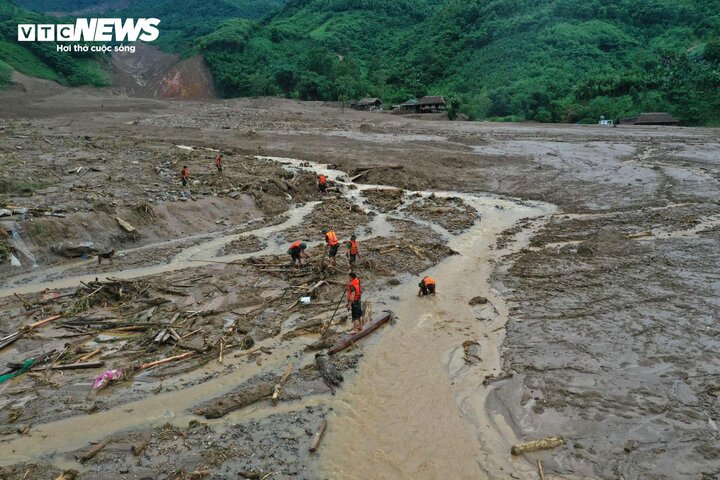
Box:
[346,234,359,269]
[418,276,436,296]
[288,241,308,268]
[215,154,223,173]
[180,165,189,187]
[322,228,340,267]
[347,272,363,332]
[318,174,328,193]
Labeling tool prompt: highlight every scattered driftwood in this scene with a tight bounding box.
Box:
[0,314,63,351]
[75,439,110,463]
[34,361,105,371]
[511,436,565,455]
[78,348,101,362]
[462,341,482,364]
[55,470,79,480]
[537,459,546,480]
[305,331,340,351]
[353,164,403,173]
[281,317,324,340]
[116,217,136,233]
[328,311,394,355]
[30,314,63,329]
[131,436,151,456]
[315,353,343,394]
[272,364,294,405]
[309,418,327,453]
[195,379,278,419]
[14,293,31,309]
[139,352,195,370]
[482,372,513,386]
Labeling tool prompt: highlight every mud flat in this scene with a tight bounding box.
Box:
[1,90,720,479]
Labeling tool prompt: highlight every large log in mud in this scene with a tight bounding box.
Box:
[194,376,279,419]
[328,310,393,355]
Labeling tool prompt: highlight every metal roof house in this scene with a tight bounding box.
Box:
[392,98,418,114]
[354,98,383,111]
[620,112,679,126]
[416,96,447,113]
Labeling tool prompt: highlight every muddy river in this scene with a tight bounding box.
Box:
[1,156,553,479]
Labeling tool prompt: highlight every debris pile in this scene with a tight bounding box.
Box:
[406,195,478,234]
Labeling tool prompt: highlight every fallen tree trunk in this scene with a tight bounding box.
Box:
[116,217,136,233]
[272,363,294,405]
[195,378,279,419]
[1,314,64,351]
[309,418,327,453]
[48,361,105,370]
[30,314,63,329]
[131,436,151,456]
[511,436,565,455]
[537,459,546,480]
[139,352,194,370]
[75,439,110,463]
[328,311,393,355]
[352,165,403,173]
[55,470,79,480]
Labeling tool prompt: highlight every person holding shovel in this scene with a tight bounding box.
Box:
[347,272,363,333]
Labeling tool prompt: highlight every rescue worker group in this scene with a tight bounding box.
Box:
[180,157,436,335]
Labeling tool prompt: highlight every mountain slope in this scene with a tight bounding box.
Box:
[0,0,108,86]
[198,0,720,124]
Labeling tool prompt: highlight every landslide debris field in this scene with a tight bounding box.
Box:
[1,86,719,480]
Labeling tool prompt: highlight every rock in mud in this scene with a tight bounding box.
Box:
[51,242,98,257]
[469,296,488,305]
[315,352,343,394]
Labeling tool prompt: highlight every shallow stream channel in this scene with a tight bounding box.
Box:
[1,156,556,479]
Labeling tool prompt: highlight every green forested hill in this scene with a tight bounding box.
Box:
[0,0,108,86]
[2,0,720,125]
[200,0,720,124]
[116,0,286,54]
[0,0,283,87]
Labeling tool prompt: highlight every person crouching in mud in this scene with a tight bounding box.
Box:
[288,241,308,268]
[347,272,363,333]
[418,276,436,296]
[318,174,328,193]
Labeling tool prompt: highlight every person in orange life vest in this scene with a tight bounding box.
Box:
[288,241,308,268]
[322,228,340,267]
[215,153,223,173]
[180,165,189,187]
[347,271,363,333]
[318,174,328,193]
[418,276,436,296]
[346,234,359,269]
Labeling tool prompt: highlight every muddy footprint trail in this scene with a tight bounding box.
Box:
[0,155,553,480]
